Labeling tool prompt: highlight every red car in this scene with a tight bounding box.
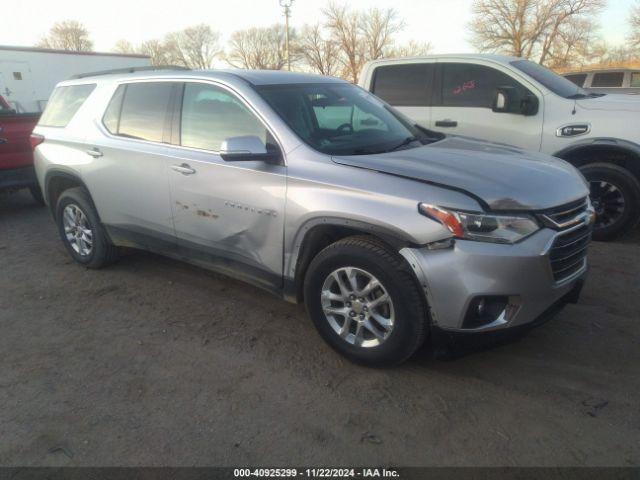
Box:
[0,94,43,203]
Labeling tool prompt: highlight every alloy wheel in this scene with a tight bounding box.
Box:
[320,267,395,348]
[62,204,93,257]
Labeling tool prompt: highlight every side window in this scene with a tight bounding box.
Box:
[441,63,524,108]
[564,74,587,87]
[591,72,624,88]
[116,82,173,142]
[631,72,640,88]
[102,85,125,134]
[180,83,267,151]
[371,63,434,106]
[39,84,96,127]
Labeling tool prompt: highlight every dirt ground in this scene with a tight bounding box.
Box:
[0,189,639,467]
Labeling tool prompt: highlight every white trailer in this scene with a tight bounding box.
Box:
[0,45,150,113]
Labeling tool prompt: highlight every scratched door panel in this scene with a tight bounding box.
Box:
[166,146,286,287]
[166,82,287,287]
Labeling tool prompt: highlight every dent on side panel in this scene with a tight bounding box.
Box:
[282,148,482,281]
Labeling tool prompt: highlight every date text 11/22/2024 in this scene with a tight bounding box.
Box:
[233,468,400,478]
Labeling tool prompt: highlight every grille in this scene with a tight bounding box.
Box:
[549,224,591,282]
[542,198,590,228]
[541,198,592,283]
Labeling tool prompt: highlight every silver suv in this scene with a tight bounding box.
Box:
[33,67,594,366]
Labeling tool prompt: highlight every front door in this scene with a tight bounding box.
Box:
[166,82,286,290]
[430,62,543,151]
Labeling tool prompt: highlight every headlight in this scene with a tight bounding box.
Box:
[418,204,540,244]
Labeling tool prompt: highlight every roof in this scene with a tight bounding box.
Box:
[0,44,149,59]
[213,69,346,86]
[68,67,347,86]
[364,53,522,66]
[562,68,640,74]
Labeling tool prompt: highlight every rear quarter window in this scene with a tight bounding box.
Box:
[591,72,624,88]
[104,82,173,142]
[371,63,434,106]
[39,84,96,127]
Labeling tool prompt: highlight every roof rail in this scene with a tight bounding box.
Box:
[71,65,190,79]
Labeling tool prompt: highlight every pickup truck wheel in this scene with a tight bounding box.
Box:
[304,236,427,367]
[55,187,118,268]
[28,185,45,206]
[580,163,640,241]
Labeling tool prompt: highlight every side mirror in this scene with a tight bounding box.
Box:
[219,135,280,164]
[492,87,539,116]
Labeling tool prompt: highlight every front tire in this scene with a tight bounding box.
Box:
[580,163,640,241]
[304,236,428,367]
[55,187,118,268]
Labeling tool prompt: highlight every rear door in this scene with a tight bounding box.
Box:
[430,61,543,151]
[85,81,177,249]
[165,81,287,290]
[368,62,435,129]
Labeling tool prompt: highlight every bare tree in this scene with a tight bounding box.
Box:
[469,0,604,66]
[225,25,293,70]
[166,24,221,69]
[322,3,413,82]
[138,40,176,66]
[323,2,364,83]
[387,40,433,59]
[36,20,93,52]
[298,24,341,76]
[630,1,640,49]
[544,17,596,68]
[360,7,405,60]
[113,39,135,54]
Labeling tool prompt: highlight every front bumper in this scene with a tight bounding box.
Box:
[0,165,37,191]
[400,228,588,332]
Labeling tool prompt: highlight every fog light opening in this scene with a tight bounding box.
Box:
[463,296,510,329]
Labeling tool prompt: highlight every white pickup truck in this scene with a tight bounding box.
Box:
[359,54,640,240]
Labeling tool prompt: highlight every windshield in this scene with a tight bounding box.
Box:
[256,83,442,156]
[511,60,596,99]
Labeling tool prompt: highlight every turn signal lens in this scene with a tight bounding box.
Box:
[29,133,45,151]
[418,204,464,237]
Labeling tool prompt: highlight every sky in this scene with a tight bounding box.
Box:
[1,0,637,54]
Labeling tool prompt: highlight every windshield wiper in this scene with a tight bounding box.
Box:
[387,136,419,152]
[567,92,605,100]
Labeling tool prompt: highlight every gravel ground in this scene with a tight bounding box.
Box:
[0,189,639,467]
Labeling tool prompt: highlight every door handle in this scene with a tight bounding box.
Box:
[171,163,196,175]
[86,148,103,158]
[435,120,458,128]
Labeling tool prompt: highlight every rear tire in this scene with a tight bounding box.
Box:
[580,163,640,241]
[55,187,118,268]
[304,236,428,367]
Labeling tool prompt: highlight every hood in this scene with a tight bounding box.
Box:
[332,136,589,211]
[577,93,640,112]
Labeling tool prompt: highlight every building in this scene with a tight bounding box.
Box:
[0,45,150,113]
